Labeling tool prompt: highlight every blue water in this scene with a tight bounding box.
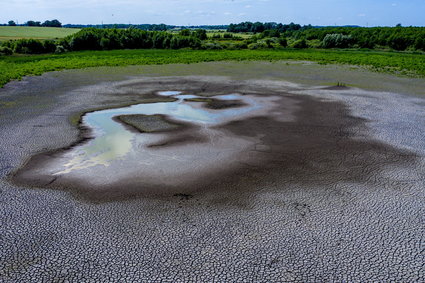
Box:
[55,91,263,174]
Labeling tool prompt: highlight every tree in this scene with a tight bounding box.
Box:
[388,34,411,51]
[414,37,425,51]
[8,20,16,26]
[194,29,207,40]
[42,19,62,27]
[278,37,288,47]
[26,21,41,26]
[179,29,191,36]
[252,22,265,33]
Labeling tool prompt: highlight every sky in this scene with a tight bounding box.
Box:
[1,0,424,27]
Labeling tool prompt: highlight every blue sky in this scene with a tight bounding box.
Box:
[1,0,424,26]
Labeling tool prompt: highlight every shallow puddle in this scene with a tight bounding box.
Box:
[53,91,273,176]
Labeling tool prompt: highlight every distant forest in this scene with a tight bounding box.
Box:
[63,24,228,31]
[2,20,227,31]
[227,21,425,51]
[228,22,306,33]
[6,19,62,27]
[1,21,424,55]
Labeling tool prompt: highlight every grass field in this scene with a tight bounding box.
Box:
[0,26,80,41]
[1,48,424,87]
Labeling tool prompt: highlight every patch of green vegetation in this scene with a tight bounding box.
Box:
[1,49,424,87]
[0,26,80,41]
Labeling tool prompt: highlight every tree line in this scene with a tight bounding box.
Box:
[228,22,425,51]
[63,24,171,31]
[0,28,206,54]
[7,19,62,27]
[286,26,425,51]
[228,22,304,33]
[1,24,424,56]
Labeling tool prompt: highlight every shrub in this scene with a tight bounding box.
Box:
[414,37,425,51]
[261,29,281,38]
[279,37,288,47]
[248,42,267,49]
[179,29,191,36]
[194,29,207,40]
[234,41,248,49]
[14,39,46,54]
[201,42,223,50]
[322,33,353,48]
[292,39,308,49]
[0,46,13,55]
[43,40,57,53]
[388,34,412,51]
[55,45,66,53]
[69,28,103,50]
[264,39,274,48]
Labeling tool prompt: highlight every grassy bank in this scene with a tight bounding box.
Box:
[1,48,424,87]
[0,26,80,41]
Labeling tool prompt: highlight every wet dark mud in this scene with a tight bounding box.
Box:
[12,87,418,203]
[114,114,183,133]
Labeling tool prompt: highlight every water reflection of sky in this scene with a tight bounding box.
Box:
[54,92,264,175]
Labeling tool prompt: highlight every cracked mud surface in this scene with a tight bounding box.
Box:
[0,62,424,282]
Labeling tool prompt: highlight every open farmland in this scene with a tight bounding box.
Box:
[0,26,80,41]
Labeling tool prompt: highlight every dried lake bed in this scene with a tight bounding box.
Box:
[0,62,424,282]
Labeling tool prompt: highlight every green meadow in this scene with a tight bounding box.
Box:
[1,48,424,87]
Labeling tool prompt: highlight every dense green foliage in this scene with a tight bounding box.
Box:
[1,49,424,87]
[1,28,207,53]
[285,26,425,51]
[1,39,56,54]
[62,24,228,31]
[41,20,62,28]
[24,19,62,27]
[228,22,302,33]
[228,22,425,51]
[2,25,424,55]
[64,24,171,31]
[322,34,354,48]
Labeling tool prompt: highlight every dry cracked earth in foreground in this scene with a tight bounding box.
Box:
[0,63,424,282]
